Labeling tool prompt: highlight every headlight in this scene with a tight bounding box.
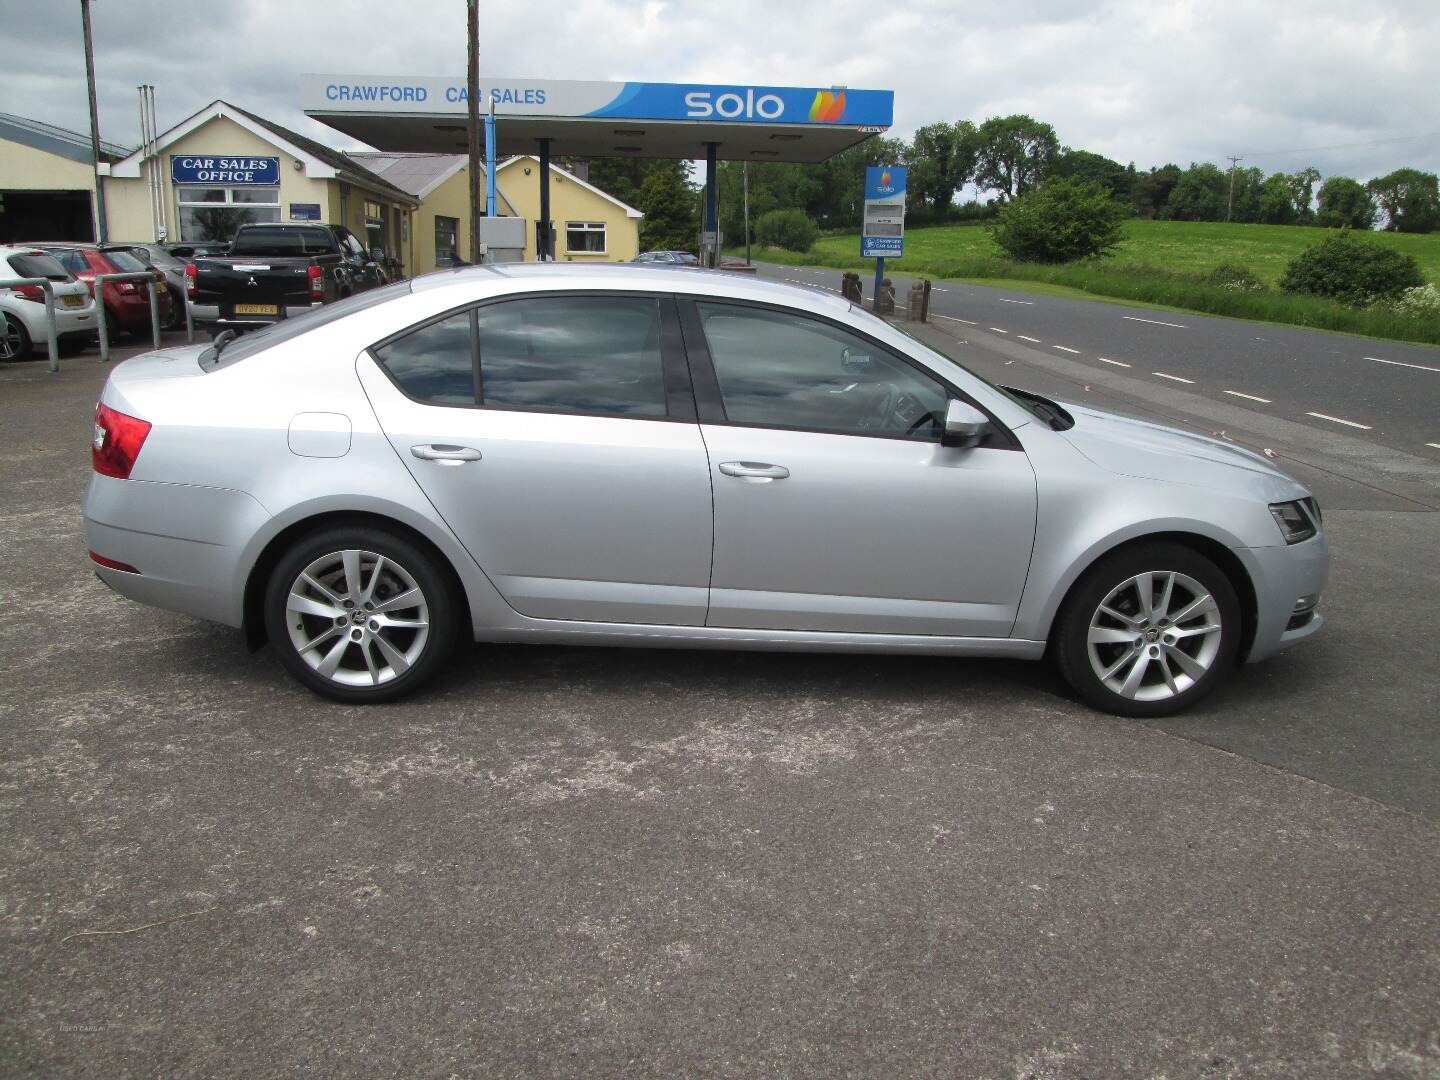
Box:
[1269,500,1318,544]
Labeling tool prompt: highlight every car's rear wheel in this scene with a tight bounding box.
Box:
[1054,542,1241,717]
[1,314,32,361]
[263,526,457,703]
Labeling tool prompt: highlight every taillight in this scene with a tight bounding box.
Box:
[307,264,324,300]
[90,551,140,574]
[11,284,45,303]
[185,262,197,300]
[92,402,152,479]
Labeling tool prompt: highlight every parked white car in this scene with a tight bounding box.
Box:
[0,245,95,360]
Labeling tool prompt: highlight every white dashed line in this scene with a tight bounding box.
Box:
[1017,335,1041,343]
[1365,356,1440,374]
[989,327,1009,334]
[1428,443,1440,450]
[1098,357,1131,368]
[1000,298,1034,305]
[1152,372,1195,384]
[1123,316,1187,328]
[1223,390,1273,404]
[933,315,977,325]
[933,288,948,293]
[1307,412,1372,430]
[1052,345,1081,354]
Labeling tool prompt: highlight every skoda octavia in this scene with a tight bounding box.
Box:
[84,265,1327,716]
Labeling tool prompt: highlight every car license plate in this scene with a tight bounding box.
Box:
[233,304,278,315]
[61,294,84,308]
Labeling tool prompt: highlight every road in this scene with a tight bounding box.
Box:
[3,338,1438,1078]
[757,261,1440,462]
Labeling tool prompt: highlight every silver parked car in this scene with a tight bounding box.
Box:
[83,265,1327,715]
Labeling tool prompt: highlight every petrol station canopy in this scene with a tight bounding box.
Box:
[302,75,894,163]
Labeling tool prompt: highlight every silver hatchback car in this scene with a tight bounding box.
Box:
[84,265,1327,716]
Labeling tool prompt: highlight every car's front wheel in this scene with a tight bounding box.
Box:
[263,526,457,703]
[1054,542,1241,717]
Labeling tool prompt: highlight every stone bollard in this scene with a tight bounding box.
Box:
[841,271,863,304]
[907,281,925,321]
[874,277,896,315]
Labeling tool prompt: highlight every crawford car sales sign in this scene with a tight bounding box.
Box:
[170,155,280,186]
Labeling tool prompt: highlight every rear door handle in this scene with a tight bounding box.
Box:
[718,461,789,480]
[411,444,482,465]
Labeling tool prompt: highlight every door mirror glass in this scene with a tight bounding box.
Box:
[840,345,872,373]
[942,399,989,448]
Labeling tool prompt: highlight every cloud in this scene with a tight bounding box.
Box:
[2,0,1436,182]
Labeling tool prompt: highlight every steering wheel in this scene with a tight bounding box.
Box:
[859,382,898,430]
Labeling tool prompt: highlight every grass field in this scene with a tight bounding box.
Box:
[732,219,1440,346]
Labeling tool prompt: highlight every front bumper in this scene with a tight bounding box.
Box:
[1239,532,1330,663]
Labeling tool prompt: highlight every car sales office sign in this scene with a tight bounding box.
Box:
[861,166,906,259]
[170,156,280,186]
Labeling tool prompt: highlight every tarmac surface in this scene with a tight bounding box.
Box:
[3,330,1438,1079]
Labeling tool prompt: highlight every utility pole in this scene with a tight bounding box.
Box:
[81,0,108,243]
[742,161,751,265]
[1225,155,1243,223]
[466,0,481,262]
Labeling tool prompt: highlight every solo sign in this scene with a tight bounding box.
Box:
[171,155,280,186]
[861,165,906,258]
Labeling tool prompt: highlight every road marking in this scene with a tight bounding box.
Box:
[933,315,977,325]
[989,327,1008,333]
[934,288,948,293]
[1052,345,1081,354]
[1017,335,1041,343]
[1428,443,1440,450]
[1123,316,1187,328]
[1152,372,1195,384]
[1000,298,1034,305]
[1366,356,1440,374]
[1307,411,1372,430]
[1099,357,1131,367]
[1223,390,1273,404]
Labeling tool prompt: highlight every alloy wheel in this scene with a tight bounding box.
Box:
[1,318,25,361]
[283,548,431,688]
[1086,570,1224,702]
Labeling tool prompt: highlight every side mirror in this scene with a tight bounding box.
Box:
[369,246,385,262]
[941,399,989,449]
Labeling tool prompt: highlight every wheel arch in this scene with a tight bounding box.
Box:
[241,509,474,651]
[1045,530,1259,663]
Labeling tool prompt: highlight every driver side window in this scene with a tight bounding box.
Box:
[695,303,949,440]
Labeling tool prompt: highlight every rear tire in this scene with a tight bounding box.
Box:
[1053,542,1241,717]
[1,314,32,361]
[263,525,458,704]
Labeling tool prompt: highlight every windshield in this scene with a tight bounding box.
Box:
[5,253,70,281]
[200,280,412,370]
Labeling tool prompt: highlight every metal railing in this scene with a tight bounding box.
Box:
[93,271,164,363]
[2,278,61,373]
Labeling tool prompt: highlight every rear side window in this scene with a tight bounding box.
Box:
[476,295,667,418]
[5,254,69,281]
[373,311,475,405]
[230,227,334,257]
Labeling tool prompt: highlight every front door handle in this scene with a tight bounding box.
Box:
[718,461,789,480]
[411,444,482,465]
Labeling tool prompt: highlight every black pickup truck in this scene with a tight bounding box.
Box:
[185,223,386,331]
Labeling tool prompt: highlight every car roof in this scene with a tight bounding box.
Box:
[410,262,853,314]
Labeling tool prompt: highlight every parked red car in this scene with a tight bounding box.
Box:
[34,243,173,341]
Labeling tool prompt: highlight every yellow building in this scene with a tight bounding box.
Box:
[495,156,643,263]
[2,101,642,272]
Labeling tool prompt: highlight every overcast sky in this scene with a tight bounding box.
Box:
[4,0,1437,187]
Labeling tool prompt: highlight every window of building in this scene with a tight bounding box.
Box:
[696,302,949,440]
[176,184,281,242]
[477,296,666,418]
[565,221,606,254]
[434,216,459,265]
[373,311,475,406]
[363,200,385,255]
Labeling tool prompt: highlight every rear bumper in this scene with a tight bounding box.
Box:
[1239,533,1330,663]
[189,302,321,330]
[83,473,269,627]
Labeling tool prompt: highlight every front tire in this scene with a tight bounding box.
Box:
[263,526,457,703]
[1053,542,1241,717]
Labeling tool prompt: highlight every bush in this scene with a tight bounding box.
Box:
[1279,231,1425,306]
[1203,262,1265,292]
[754,208,819,253]
[1390,283,1440,318]
[989,178,1125,263]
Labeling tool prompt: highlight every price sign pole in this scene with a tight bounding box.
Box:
[861,165,906,309]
